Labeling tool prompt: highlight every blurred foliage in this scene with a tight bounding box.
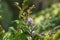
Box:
[53,29,60,40]
[34,3,60,30]
[0,1,13,31]
[0,0,60,40]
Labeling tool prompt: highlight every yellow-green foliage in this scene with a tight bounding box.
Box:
[53,30,60,40]
[44,35,51,40]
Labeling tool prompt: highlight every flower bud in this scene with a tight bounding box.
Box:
[28,17,34,24]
